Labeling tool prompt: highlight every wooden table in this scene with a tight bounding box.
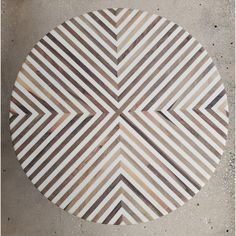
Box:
[9,8,229,225]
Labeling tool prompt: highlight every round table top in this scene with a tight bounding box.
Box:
[9,8,229,225]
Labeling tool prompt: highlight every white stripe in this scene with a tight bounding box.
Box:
[11,92,37,140]
[36,41,114,113]
[26,114,86,177]
[119,117,199,194]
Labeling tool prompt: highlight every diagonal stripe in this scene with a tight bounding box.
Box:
[10,8,229,225]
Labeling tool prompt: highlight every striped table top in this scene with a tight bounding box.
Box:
[9,8,229,225]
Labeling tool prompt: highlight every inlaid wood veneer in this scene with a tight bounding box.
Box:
[9,8,229,225]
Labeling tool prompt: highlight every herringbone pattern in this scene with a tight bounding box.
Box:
[9,8,229,225]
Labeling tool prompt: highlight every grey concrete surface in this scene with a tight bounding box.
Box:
[1,0,235,235]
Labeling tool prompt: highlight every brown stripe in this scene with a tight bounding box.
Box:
[32,115,96,185]
[143,111,214,175]
[117,10,143,40]
[117,19,174,79]
[28,52,92,115]
[169,110,221,158]
[120,124,195,196]
[117,16,162,62]
[79,15,116,52]
[119,34,193,102]
[39,38,117,111]
[120,148,181,207]
[143,46,205,110]
[54,128,120,205]
[20,114,67,164]
[33,44,109,113]
[46,32,118,99]
[61,22,118,75]
[88,12,117,40]
[54,26,119,90]
[70,18,117,64]
[121,136,188,201]
[24,114,82,174]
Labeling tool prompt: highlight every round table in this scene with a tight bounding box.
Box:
[9,8,229,225]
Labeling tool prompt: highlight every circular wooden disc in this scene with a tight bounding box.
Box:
[9,8,229,225]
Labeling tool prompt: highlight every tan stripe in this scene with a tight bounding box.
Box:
[33,114,105,188]
[88,12,117,40]
[169,110,221,158]
[120,137,188,202]
[117,10,143,39]
[54,26,119,90]
[62,21,118,75]
[39,38,118,111]
[29,51,90,115]
[117,15,161,56]
[143,46,205,110]
[120,149,181,207]
[46,32,119,99]
[117,20,173,78]
[70,18,117,64]
[122,113,203,189]
[120,124,195,196]
[143,111,214,175]
[55,134,120,206]
[79,15,117,52]
[24,114,82,174]
[33,44,109,113]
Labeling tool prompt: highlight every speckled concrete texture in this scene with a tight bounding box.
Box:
[1,0,235,235]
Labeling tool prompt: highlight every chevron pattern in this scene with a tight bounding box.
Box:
[9,8,229,225]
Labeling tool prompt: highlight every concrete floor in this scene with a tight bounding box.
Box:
[1,0,235,235]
